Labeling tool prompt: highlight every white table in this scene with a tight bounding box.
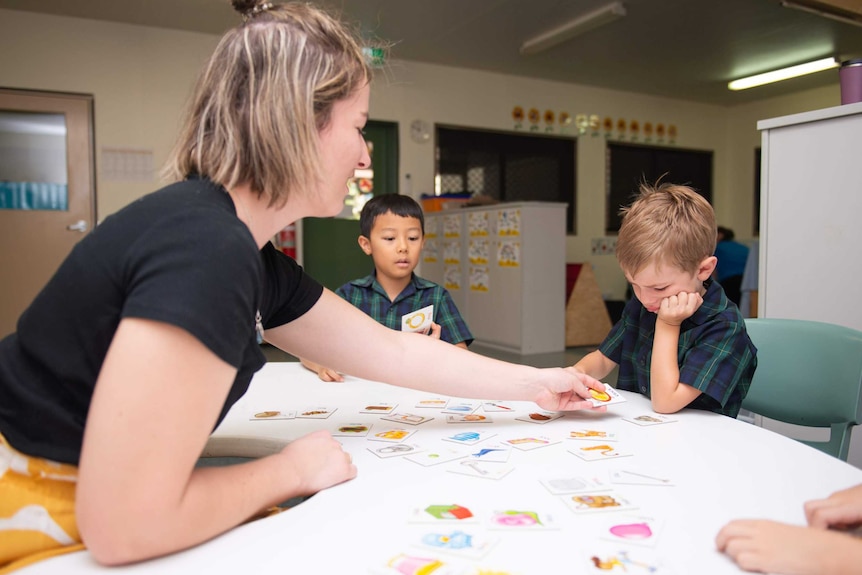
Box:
[28,363,862,574]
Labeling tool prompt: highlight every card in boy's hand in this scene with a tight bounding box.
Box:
[568,428,620,442]
[446,413,493,424]
[381,412,433,426]
[296,406,336,419]
[368,427,417,443]
[441,400,482,415]
[359,402,397,415]
[332,422,372,437]
[561,491,638,514]
[539,475,608,495]
[414,397,448,409]
[568,443,633,461]
[587,384,627,407]
[441,430,497,445]
[515,410,564,424]
[401,304,433,334]
[367,442,425,459]
[623,413,678,426]
[249,410,296,420]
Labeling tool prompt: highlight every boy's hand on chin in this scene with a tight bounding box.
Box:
[657,291,703,327]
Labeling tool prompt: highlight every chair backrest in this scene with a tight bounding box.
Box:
[743,318,862,460]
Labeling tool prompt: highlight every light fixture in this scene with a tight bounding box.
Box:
[727,57,839,91]
[520,1,626,56]
[780,1,862,28]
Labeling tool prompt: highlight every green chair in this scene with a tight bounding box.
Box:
[743,318,862,460]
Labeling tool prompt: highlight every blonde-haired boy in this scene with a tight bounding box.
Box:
[574,183,756,417]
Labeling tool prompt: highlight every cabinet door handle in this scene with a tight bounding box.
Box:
[66,219,88,233]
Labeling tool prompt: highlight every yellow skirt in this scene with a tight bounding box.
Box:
[0,432,84,574]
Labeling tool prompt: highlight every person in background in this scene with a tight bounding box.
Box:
[0,1,605,570]
[571,183,757,418]
[300,194,472,381]
[717,483,862,574]
[713,225,750,307]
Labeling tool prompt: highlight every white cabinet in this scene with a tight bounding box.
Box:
[421,202,566,355]
[758,102,862,331]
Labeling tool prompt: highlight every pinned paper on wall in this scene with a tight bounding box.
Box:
[444,265,462,291]
[497,209,521,236]
[498,240,521,267]
[444,241,461,265]
[468,212,490,236]
[425,217,438,239]
[470,266,490,292]
[423,239,438,263]
[468,239,490,264]
[443,214,461,238]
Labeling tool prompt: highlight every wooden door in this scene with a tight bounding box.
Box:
[0,89,95,337]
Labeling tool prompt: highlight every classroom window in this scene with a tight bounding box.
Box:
[436,126,577,233]
[606,142,713,233]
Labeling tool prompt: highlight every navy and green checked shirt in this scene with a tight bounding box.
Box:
[599,279,756,418]
[335,272,473,347]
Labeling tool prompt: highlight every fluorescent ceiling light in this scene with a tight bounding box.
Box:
[520,2,626,55]
[728,57,839,90]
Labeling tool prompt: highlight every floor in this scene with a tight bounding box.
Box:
[261,342,619,385]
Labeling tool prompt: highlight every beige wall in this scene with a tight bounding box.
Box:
[0,8,842,299]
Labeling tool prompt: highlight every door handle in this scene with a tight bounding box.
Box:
[66,220,89,233]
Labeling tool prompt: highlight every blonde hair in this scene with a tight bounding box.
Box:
[615,182,717,275]
[164,1,372,206]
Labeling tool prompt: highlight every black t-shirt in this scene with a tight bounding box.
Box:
[0,177,323,464]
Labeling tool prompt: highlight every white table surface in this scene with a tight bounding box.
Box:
[27,362,862,574]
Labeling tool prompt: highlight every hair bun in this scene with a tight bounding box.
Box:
[231,1,272,17]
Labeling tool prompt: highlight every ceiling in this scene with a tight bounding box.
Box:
[1,0,861,106]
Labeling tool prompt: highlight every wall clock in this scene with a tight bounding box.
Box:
[410,119,431,143]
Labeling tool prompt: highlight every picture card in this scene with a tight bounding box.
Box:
[502,435,561,451]
[332,422,372,437]
[370,553,460,575]
[296,407,336,419]
[368,427,417,443]
[360,402,398,415]
[587,384,627,407]
[408,503,478,523]
[447,460,515,480]
[381,412,433,426]
[568,429,620,442]
[402,304,434,334]
[539,475,609,496]
[623,414,678,426]
[481,401,515,413]
[367,442,425,459]
[609,468,675,487]
[466,442,511,463]
[446,413,493,424]
[441,400,482,415]
[441,430,497,446]
[581,545,675,574]
[415,397,449,409]
[413,528,499,560]
[249,410,296,420]
[487,509,559,531]
[568,444,633,462]
[561,491,638,515]
[515,410,564,424]
[598,515,664,548]
[405,448,468,467]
